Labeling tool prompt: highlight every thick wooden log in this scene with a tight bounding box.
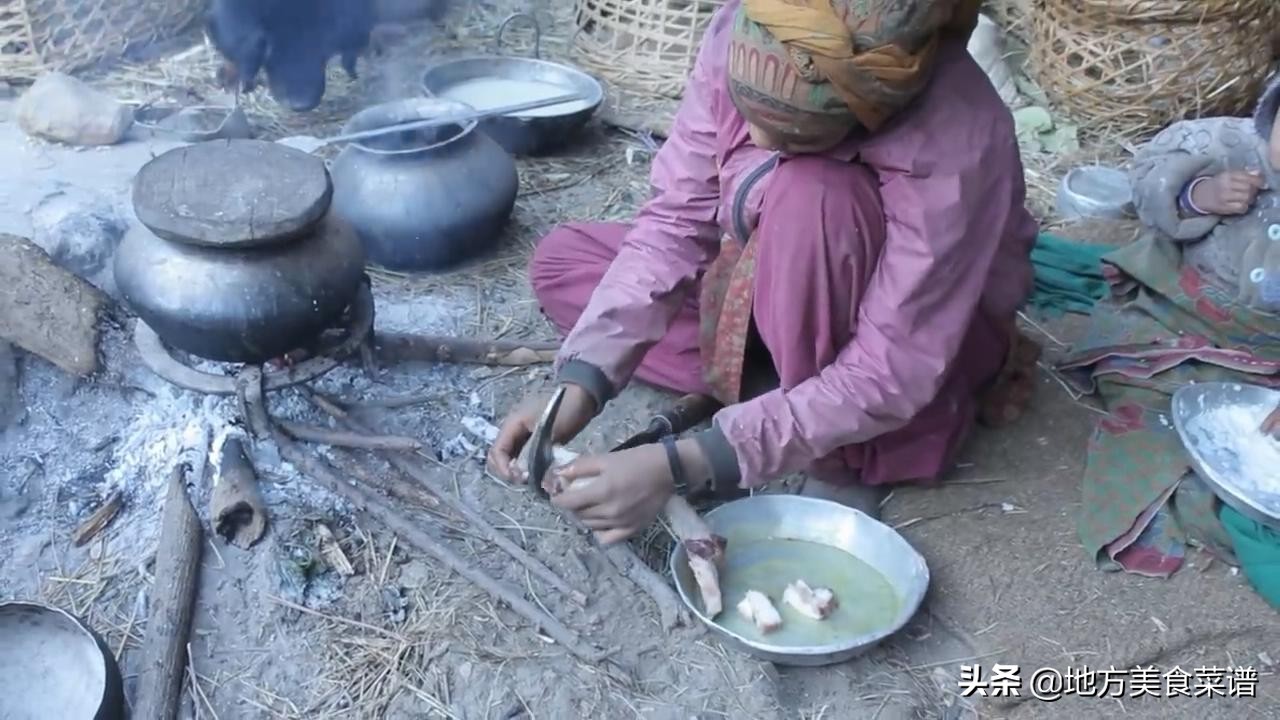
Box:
[133,464,203,720]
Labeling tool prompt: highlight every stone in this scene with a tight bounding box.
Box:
[16,73,134,146]
[131,139,331,247]
[0,233,107,377]
[0,341,20,431]
[30,187,127,279]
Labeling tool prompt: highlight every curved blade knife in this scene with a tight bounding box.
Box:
[526,385,566,496]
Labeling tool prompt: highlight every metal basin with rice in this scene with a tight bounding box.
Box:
[669,494,929,666]
[0,602,124,720]
[421,12,603,156]
[1172,382,1280,527]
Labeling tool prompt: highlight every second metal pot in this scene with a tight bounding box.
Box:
[330,97,519,271]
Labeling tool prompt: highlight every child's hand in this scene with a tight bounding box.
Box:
[1191,170,1266,215]
[1262,403,1280,440]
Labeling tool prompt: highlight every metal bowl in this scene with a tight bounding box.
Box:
[1056,165,1134,220]
[420,12,603,156]
[0,602,124,720]
[132,103,253,142]
[1172,381,1280,527]
[669,494,930,666]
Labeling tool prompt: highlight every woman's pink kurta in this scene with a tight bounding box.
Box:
[534,0,1037,489]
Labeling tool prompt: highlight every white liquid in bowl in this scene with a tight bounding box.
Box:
[438,78,592,117]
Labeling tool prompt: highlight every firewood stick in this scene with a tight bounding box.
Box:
[210,436,268,549]
[328,448,440,508]
[342,392,439,410]
[304,390,588,607]
[600,543,691,631]
[133,464,202,720]
[261,419,611,664]
[279,421,422,451]
[71,490,123,547]
[375,333,558,366]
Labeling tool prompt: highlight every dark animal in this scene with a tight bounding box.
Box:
[206,0,376,112]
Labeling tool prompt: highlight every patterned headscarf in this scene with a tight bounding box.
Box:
[728,0,982,144]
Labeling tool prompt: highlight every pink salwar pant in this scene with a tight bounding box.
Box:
[530,156,1005,485]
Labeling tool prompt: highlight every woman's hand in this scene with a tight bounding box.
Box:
[487,384,596,482]
[1191,170,1266,215]
[1262,403,1280,440]
[550,440,712,545]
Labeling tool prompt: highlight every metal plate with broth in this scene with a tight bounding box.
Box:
[670,494,929,666]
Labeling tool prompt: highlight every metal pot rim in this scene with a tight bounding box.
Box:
[0,601,124,720]
[342,98,480,156]
[420,56,606,118]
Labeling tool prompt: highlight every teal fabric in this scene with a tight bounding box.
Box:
[1220,504,1280,611]
[1028,233,1111,316]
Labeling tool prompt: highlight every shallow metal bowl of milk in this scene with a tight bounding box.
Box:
[421,55,604,155]
[1173,382,1280,526]
[669,494,929,666]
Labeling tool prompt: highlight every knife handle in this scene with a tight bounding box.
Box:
[651,393,722,436]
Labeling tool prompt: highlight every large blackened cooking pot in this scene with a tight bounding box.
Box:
[114,139,366,363]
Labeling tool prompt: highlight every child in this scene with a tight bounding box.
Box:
[1059,76,1280,578]
[1129,78,1280,315]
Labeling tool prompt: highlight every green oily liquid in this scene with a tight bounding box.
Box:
[713,538,901,647]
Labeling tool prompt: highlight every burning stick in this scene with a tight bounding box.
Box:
[374,333,558,366]
[279,421,422,451]
[305,391,587,607]
[210,435,268,549]
[253,413,611,664]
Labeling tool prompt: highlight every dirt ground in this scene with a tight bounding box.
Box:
[1,2,1278,719]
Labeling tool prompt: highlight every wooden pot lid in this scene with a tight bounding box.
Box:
[132,139,332,248]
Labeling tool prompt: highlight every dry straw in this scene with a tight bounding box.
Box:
[0,0,202,82]
[573,0,725,99]
[1029,0,1276,137]
[983,0,1031,44]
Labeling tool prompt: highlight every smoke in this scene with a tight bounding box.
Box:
[367,0,453,104]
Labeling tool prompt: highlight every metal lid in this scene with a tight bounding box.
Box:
[132,139,332,248]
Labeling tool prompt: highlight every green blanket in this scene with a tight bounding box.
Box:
[1028,233,1111,316]
[1056,233,1280,588]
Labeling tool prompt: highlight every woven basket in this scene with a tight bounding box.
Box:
[573,0,726,99]
[0,0,203,82]
[1029,0,1276,135]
